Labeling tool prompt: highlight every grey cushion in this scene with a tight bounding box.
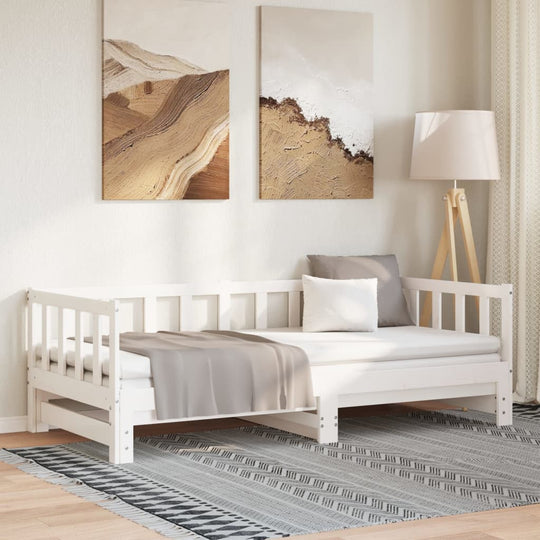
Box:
[307,254,413,327]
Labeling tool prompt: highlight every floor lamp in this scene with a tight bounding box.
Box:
[409,110,500,327]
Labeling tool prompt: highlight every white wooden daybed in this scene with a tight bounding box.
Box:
[27,277,513,464]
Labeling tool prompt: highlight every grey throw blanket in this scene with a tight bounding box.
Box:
[107,331,315,420]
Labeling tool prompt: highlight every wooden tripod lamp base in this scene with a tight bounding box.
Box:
[410,110,501,327]
[419,187,482,327]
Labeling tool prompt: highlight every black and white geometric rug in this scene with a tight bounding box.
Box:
[512,402,540,420]
[2,406,540,539]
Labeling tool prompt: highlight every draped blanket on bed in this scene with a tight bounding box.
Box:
[108,331,315,420]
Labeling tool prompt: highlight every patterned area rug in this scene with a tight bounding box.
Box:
[512,402,540,420]
[2,406,540,539]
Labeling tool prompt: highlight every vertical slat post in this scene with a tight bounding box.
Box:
[432,292,442,330]
[407,289,420,326]
[143,297,157,333]
[255,292,268,330]
[57,308,66,375]
[179,295,193,331]
[501,287,513,364]
[498,286,513,426]
[92,314,102,386]
[108,300,133,463]
[41,305,49,370]
[74,310,84,380]
[218,291,231,330]
[27,295,35,368]
[455,293,466,332]
[109,301,120,390]
[288,291,301,328]
[27,293,38,433]
[479,296,490,335]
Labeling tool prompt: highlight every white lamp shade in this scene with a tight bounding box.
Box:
[410,110,500,181]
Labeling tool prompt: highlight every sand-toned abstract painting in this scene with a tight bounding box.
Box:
[103,0,229,200]
[260,7,373,200]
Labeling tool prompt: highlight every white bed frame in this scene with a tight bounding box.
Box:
[26,277,513,464]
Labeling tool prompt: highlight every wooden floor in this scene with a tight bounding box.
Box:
[1,404,539,540]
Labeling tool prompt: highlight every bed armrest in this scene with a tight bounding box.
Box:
[27,289,120,388]
[400,277,513,364]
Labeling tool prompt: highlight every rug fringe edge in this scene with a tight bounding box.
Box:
[0,448,203,539]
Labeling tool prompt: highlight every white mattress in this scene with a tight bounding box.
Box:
[46,362,153,389]
[243,326,500,366]
[35,340,150,379]
[35,325,501,381]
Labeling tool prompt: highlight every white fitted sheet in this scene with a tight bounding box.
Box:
[243,326,500,366]
[35,325,501,381]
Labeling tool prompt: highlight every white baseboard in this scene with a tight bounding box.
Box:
[0,416,27,434]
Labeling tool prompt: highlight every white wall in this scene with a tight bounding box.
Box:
[0,0,491,419]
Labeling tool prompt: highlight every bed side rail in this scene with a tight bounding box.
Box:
[27,289,120,388]
[400,277,513,363]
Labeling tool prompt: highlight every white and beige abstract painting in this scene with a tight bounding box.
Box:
[103,0,229,200]
[260,7,373,200]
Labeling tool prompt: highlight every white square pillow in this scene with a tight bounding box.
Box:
[302,275,378,332]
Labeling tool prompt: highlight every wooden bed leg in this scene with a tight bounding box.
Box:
[35,390,50,433]
[27,385,38,433]
[317,395,338,444]
[110,431,134,464]
[496,367,513,427]
[441,366,513,427]
[109,399,134,464]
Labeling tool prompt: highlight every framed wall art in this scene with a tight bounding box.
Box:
[259,7,373,200]
[102,0,229,200]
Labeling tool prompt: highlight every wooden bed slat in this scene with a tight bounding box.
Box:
[179,295,193,331]
[255,292,268,329]
[432,292,442,330]
[455,293,466,332]
[57,308,66,375]
[27,300,35,366]
[218,292,231,330]
[92,314,102,386]
[41,305,49,371]
[143,297,157,333]
[479,296,490,335]
[408,289,420,326]
[288,291,301,327]
[74,310,83,380]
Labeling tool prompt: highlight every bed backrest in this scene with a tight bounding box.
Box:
[29,280,305,341]
[132,281,304,333]
[29,276,512,343]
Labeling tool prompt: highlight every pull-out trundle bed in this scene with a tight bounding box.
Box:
[27,277,513,464]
